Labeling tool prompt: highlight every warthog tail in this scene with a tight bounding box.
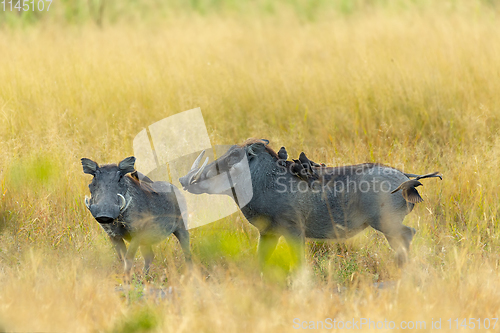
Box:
[404,171,442,181]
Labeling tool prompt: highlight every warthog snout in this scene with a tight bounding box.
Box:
[179,147,247,195]
[179,150,209,188]
[85,193,127,223]
[95,216,114,224]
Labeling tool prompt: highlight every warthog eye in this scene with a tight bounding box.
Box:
[227,150,243,166]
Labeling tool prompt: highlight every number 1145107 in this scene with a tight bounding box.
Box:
[2,0,52,11]
[447,318,498,330]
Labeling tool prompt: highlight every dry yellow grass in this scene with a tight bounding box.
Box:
[1,3,500,332]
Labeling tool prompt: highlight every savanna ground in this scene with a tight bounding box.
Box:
[1,0,500,331]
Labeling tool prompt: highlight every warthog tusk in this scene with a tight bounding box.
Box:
[190,150,206,171]
[118,194,126,210]
[190,157,209,184]
[84,196,91,209]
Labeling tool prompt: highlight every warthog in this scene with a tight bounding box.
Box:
[81,156,191,278]
[179,139,440,267]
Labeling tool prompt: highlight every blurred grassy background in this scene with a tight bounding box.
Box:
[1,0,500,30]
[0,0,497,27]
[1,0,500,332]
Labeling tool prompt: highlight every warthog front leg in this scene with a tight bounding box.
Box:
[257,233,280,270]
[283,232,306,269]
[140,245,154,276]
[109,236,127,262]
[283,231,311,288]
[124,240,140,281]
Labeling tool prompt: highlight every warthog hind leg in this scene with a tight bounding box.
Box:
[383,226,416,267]
[173,227,192,263]
[369,215,416,267]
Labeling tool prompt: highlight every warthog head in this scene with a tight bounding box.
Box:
[179,139,269,195]
[81,156,136,224]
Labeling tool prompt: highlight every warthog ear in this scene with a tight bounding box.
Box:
[118,156,136,175]
[247,142,267,157]
[81,158,98,175]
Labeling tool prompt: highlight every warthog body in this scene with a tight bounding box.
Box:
[82,156,190,277]
[179,139,440,267]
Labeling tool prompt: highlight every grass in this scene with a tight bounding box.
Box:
[1,1,500,332]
